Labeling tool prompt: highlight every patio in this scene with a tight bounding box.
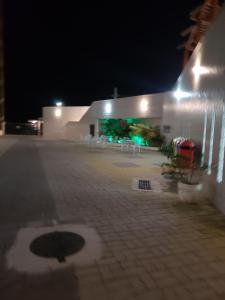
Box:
[1,136,225,300]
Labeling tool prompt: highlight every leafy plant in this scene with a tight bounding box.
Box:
[160,142,174,159]
[161,141,205,184]
[129,124,164,146]
[99,119,131,138]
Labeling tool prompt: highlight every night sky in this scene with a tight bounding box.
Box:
[4,0,204,122]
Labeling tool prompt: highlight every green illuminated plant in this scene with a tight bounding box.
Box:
[129,124,164,146]
[99,118,164,147]
[99,119,130,138]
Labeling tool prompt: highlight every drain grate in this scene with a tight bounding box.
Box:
[30,231,85,263]
[138,180,151,190]
[132,178,158,192]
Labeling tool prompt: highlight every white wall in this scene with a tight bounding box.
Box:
[162,5,225,213]
[43,106,89,139]
[78,93,165,136]
[43,93,165,140]
[80,93,165,123]
[64,122,89,141]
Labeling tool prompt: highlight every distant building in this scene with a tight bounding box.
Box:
[0,0,4,135]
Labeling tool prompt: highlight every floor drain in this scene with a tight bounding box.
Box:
[138,179,151,190]
[30,231,85,263]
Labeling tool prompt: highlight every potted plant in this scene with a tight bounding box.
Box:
[177,160,205,203]
[161,141,206,202]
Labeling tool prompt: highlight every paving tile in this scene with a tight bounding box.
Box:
[2,138,225,300]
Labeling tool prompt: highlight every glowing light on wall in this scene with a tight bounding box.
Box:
[140,99,148,112]
[55,108,62,118]
[207,109,216,175]
[192,54,224,89]
[192,58,208,82]
[56,101,63,107]
[201,108,208,167]
[105,103,112,114]
[217,104,225,183]
[193,54,204,87]
[192,64,223,78]
[173,88,190,101]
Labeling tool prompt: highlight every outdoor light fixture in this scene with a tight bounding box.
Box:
[192,59,210,85]
[192,55,223,87]
[140,99,148,112]
[173,88,190,101]
[192,65,210,77]
[56,101,63,107]
[55,108,62,118]
[28,120,38,124]
[105,103,112,114]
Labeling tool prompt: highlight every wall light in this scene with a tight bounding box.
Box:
[55,108,62,118]
[173,88,190,101]
[192,55,223,88]
[28,120,38,124]
[105,103,112,114]
[140,99,148,112]
[56,101,63,107]
[192,65,210,77]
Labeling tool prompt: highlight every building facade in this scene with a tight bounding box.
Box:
[162,4,225,213]
[43,3,225,213]
[42,93,165,141]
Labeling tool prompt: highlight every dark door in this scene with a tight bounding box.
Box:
[90,124,95,136]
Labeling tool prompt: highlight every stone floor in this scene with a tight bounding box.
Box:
[1,136,225,299]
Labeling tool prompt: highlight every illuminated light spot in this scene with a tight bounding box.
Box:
[140,99,148,112]
[192,65,209,77]
[192,65,223,77]
[56,101,63,107]
[108,136,113,142]
[192,56,202,86]
[173,88,190,101]
[192,55,224,89]
[55,108,62,118]
[131,135,145,146]
[217,104,225,183]
[207,109,216,175]
[201,108,208,167]
[105,103,112,114]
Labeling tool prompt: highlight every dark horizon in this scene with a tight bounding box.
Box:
[4,0,204,122]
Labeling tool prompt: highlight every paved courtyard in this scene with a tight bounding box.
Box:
[1,136,225,299]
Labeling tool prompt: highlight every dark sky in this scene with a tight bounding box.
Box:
[4,0,204,122]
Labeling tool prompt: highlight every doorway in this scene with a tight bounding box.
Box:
[89,124,95,136]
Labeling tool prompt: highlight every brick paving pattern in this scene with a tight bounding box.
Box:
[1,136,225,299]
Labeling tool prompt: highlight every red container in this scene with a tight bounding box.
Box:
[177,139,195,168]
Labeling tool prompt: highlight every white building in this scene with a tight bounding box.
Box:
[43,4,225,213]
[42,93,166,140]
